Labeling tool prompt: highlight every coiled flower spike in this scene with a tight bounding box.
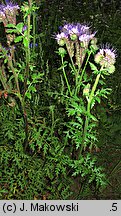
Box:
[0,1,20,26]
[55,22,96,46]
[94,45,116,73]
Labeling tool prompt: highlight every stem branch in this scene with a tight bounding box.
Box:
[61,56,72,96]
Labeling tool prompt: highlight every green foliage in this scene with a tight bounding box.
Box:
[70,153,106,188]
[0,102,25,145]
[0,141,73,199]
[0,107,73,199]
[0,0,121,200]
[0,143,44,199]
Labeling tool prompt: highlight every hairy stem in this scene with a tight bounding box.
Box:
[33,12,36,53]
[24,12,31,96]
[8,57,20,92]
[79,50,92,83]
[80,73,101,154]
[0,67,9,90]
[61,56,72,96]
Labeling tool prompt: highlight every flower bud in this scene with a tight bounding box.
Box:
[58,47,67,57]
[58,39,65,46]
[94,52,103,64]
[107,65,115,74]
[91,37,97,45]
[70,34,77,41]
[83,83,90,96]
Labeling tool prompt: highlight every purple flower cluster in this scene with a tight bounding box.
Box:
[0,5,6,20]
[0,1,19,20]
[0,10,5,18]
[55,23,96,46]
[0,1,19,27]
[0,1,20,45]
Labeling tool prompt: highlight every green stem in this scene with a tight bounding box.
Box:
[80,115,88,154]
[61,56,72,96]
[75,67,81,95]
[19,96,29,152]
[80,50,92,83]
[80,73,101,154]
[33,12,36,53]
[28,0,32,6]
[50,106,55,139]
[75,41,82,94]
[26,11,30,68]
[0,45,19,92]
[65,42,77,73]
[76,50,92,95]
[23,11,31,151]
[0,67,9,90]
[88,73,101,113]
[8,58,20,93]
[24,11,31,97]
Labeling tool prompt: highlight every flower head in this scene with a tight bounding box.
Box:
[55,32,68,45]
[0,4,5,20]
[0,1,19,26]
[55,22,96,46]
[79,33,95,45]
[0,4,5,11]
[78,24,96,47]
[95,45,116,68]
[3,1,20,13]
[22,25,27,32]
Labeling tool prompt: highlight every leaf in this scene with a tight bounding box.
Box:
[16,22,24,33]
[67,108,76,116]
[18,74,24,82]
[76,116,83,124]
[27,80,31,85]
[57,64,67,71]
[4,59,7,64]
[31,73,37,79]
[89,114,98,122]
[69,63,75,74]
[25,92,31,99]
[29,65,36,71]
[95,96,101,104]
[6,29,18,34]
[6,23,16,28]
[8,75,14,82]
[69,122,82,129]
[14,36,23,43]
[89,62,98,72]
[29,86,36,92]
[23,37,29,48]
